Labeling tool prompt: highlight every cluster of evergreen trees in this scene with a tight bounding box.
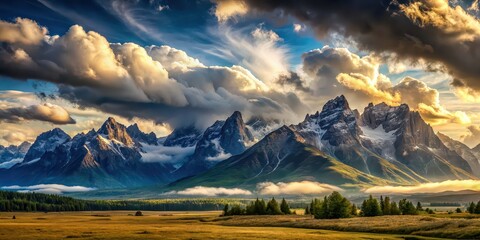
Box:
[305,192,352,219]
[223,198,292,216]
[0,191,246,212]
[303,192,423,219]
[360,196,419,216]
[467,201,480,214]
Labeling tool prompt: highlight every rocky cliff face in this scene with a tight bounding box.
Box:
[126,123,158,145]
[0,142,31,168]
[360,102,474,181]
[1,96,478,191]
[438,133,480,177]
[175,111,254,177]
[163,126,202,147]
[98,117,134,146]
[23,128,70,162]
[0,118,174,188]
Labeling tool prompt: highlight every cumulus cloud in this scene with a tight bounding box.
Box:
[0,18,306,129]
[140,145,195,163]
[215,0,480,103]
[293,23,305,33]
[0,103,76,124]
[0,17,47,45]
[163,186,252,196]
[0,90,75,125]
[461,125,480,147]
[301,46,470,125]
[1,184,96,194]
[214,0,249,22]
[364,180,480,194]
[257,181,342,195]
[1,132,29,144]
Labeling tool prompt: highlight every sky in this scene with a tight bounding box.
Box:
[1,0,480,147]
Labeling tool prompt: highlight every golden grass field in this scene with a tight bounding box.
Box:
[0,211,477,239]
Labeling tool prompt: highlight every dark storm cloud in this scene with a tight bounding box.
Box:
[0,103,76,124]
[219,0,480,99]
[0,18,308,129]
[277,71,310,92]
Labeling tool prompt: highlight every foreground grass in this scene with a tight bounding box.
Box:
[217,214,480,239]
[0,211,441,240]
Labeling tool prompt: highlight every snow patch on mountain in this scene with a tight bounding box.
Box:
[205,138,232,161]
[360,125,396,161]
[0,158,23,169]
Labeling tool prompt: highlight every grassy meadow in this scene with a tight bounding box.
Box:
[0,210,477,239]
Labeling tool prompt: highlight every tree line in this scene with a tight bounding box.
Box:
[223,198,292,216]
[304,192,424,219]
[0,191,247,212]
[467,201,480,214]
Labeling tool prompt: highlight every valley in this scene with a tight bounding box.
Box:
[0,211,469,240]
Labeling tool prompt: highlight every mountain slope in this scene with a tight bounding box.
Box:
[23,128,70,163]
[0,118,175,188]
[174,111,254,178]
[360,102,475,181]
[292,96,427,184]
[168,126,395,190]
[0,142,31,168]
[438,133,480,177]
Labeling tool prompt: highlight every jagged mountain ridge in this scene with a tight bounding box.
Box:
[170,96,477,191]
[174,111,255,178]
[0,118,175,188]
[0,95,478,191]
[0,141,31,168]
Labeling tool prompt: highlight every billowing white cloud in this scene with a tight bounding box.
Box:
[1,184,96,194]
[0,17,47,45]
[257,181,342,195]
[140,145,195,163]
[0,90,75,125]
[364,180,480,194]
[0,103,76,124]
[0,18,306,130]
[461,125,480,147]
[301,46,470,126]
[214,0,249,22]
[164,186,252,196]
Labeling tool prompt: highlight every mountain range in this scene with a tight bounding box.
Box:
[1,95,479,193]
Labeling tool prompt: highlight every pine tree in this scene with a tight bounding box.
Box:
[383,196,391,215]
[304,206,310,215]
[351,203,358,216]
[416,202,423,211]
[311,192,352,219]
[399,199,417,215]
[280,198,291,214]
[468,202,476,214]
[326,191,351,219]
[474,201,480,214]
[254,198,267,215]
[361,195,382,217]
[390,201,401,215]
[266,198,282,215]
[223,204,230,216]
[380,196,385,213]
